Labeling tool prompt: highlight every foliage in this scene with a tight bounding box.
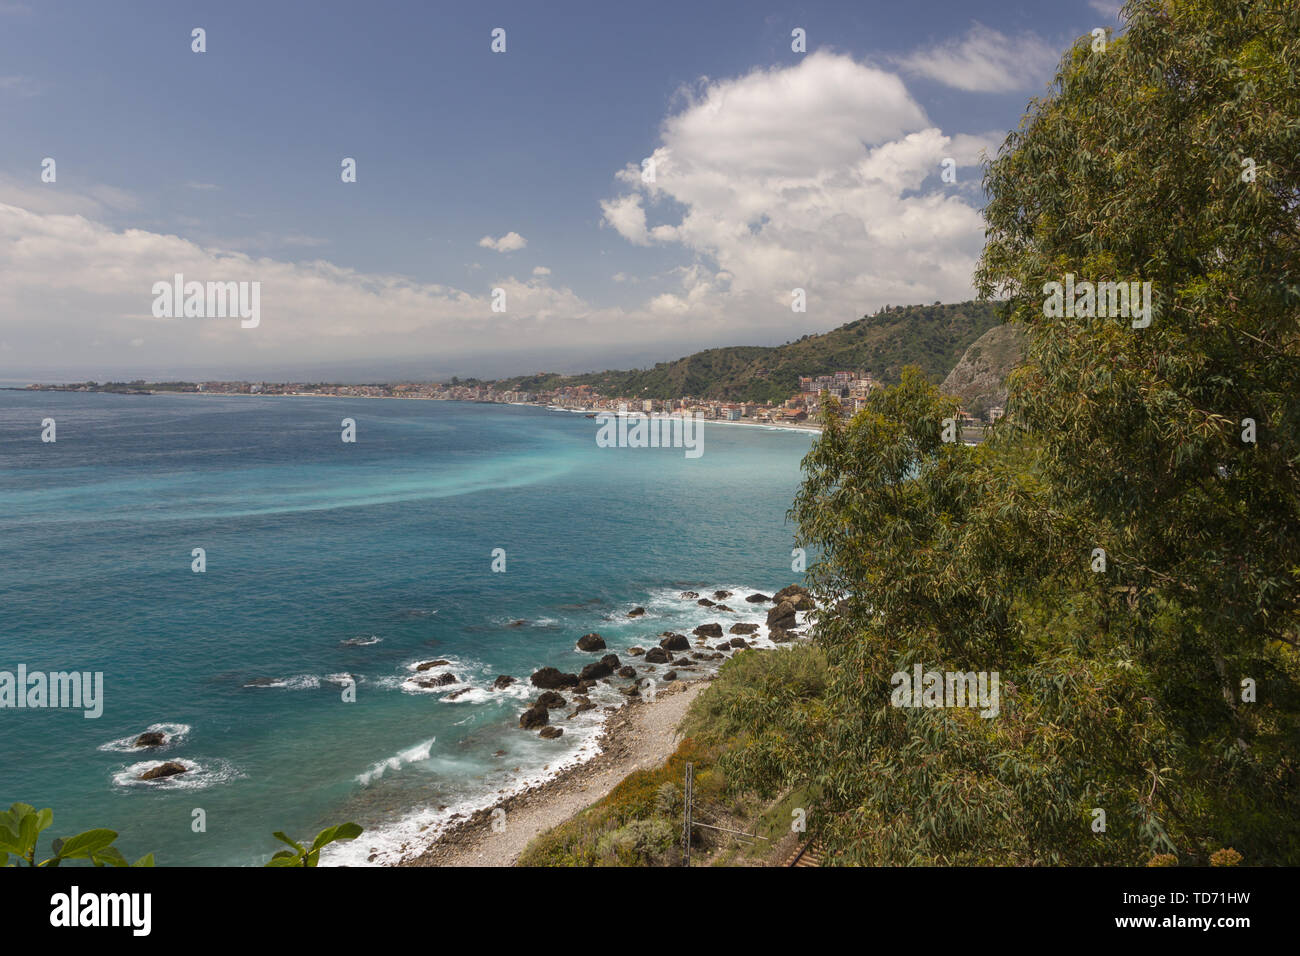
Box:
[0,803,154,867]
[766,0,1300,866]
[265,822,363,867]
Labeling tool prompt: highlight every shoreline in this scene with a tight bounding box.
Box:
[10,388,825,437]
[397,679,708,867]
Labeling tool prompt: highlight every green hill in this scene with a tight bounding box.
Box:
[496,300,1006,403]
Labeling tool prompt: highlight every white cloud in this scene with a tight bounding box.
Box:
[477,231,527,252]
[599,51,986,333]
[531,265,551,276]
[1088,0,1124,19]
[897,23,1060,93]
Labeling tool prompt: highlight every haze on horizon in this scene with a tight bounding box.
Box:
[0,0,1125,384]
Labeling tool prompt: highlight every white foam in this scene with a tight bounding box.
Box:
[113,757,244,791]
[98,722,192,753]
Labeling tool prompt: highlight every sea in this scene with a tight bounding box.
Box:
[0,390,815,866]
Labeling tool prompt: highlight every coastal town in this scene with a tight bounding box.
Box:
[23,369,1005,430]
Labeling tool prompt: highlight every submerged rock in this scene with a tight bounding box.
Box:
[415,660,451,671]
[627,607,646,618]
[139,761,188,781]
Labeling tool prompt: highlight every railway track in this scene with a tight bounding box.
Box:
[785,839,824,867]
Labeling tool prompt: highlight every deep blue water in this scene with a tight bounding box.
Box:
[0,391,814,865]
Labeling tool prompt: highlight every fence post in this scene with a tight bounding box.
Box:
[682,762,694,867]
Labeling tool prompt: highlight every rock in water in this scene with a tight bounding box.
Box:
[139,761,188,781]
[579,654,621,681]
[692,623,723,638]
[643,647,669,664]
[536,691,567,709]
[492,675,517,690]
[576,632,606,651]
[530,667,580,689]
[519,703,549,729]
[134,732,166,747]
[730,623,759,634]
[627,607,646,618]
[745,593,770,603]
[539,726,564,739]
[659,633,691,650]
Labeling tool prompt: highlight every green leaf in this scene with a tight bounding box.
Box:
[264,853,300,867]
[272,831,304,853]
[0,825,23,855]
[132,853,155,867]
[56,828,118,860]
[92,845,129,868]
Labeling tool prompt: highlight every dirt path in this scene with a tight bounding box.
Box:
[402,681,706,867]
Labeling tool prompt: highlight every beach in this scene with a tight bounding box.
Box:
[401,679,707,867]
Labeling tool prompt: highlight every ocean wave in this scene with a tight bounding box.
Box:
[98,722,192,753]
[340,635,383,647]
[243,674,321,690]
[357,736,437,786]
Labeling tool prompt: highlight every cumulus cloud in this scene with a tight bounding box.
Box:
[598,51,986,333]
[531,265,551,276]
[477,231,527,252]
[897,23,1060,93]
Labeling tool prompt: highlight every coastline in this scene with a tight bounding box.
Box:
[398,679,708,867]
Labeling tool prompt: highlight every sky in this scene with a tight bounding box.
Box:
[0,0,1126,382]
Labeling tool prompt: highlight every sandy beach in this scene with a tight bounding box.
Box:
[400,680,707,867]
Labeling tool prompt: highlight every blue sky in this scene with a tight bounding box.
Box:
[0,0,1125,381]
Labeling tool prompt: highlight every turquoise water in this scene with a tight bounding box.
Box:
[0,391,814,866]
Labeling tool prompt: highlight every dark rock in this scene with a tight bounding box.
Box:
[493,750,506,757]
[680,591,699,599]
[660,633,690,651]
[519,702,549,729]
[575,679,596,693]
[579,654,621,681]
[627,607,646,618]
[663,671,678,681]
[134,732,166,747]
[576,632,606,651]
[415,659,451,671]
[745,593,771,603]
[715,605,735,613]
[712,590,732,600]
[628,646,646,657]
[530,667,579,689]
[444,688,471,701]
[730,623,759,634]
[715,643,732,651]
[767,601,798,629]
[769,627,795,643]
[696,598,715,607]
[568,702,597,718]
[671,656,692,666]
[536,691,567,709]
[693,623,723,638]
[539,726,564,739]
[507,620,527,628]
[729,637,750,648]
[492,675,517,690]
[139,761,188,781]
[617,666,637,678]
[644,647,669,664]
[772,585,812,608]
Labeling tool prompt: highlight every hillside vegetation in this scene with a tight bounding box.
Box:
[497,301,1003,403]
